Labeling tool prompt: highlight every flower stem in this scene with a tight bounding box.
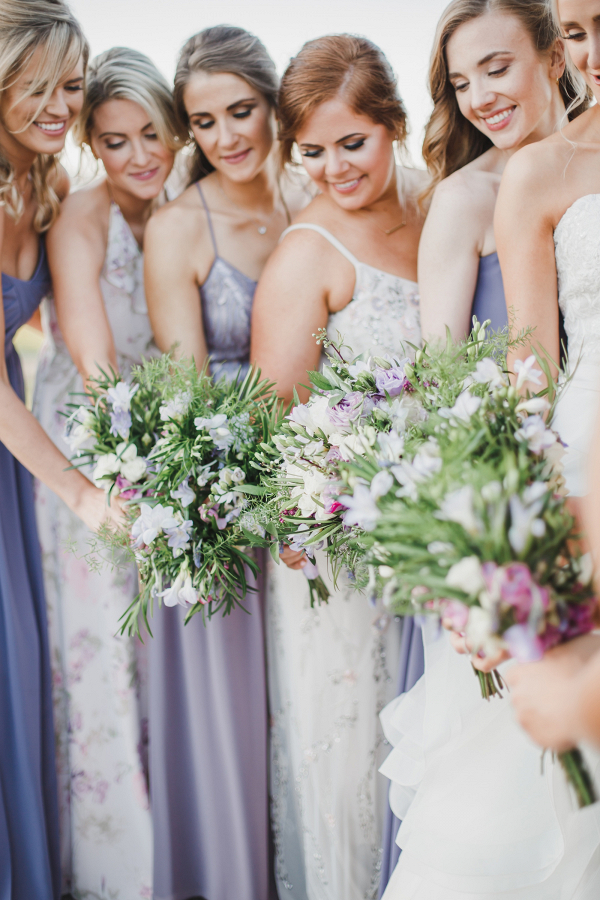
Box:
[307,575,330,607]
[473,665,504,700]
[558,748,597,808]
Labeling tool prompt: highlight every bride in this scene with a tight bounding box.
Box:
[381,0,600,898]
[251,34,425,900]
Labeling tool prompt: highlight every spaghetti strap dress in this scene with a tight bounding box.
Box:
[0,240,60,899]
[267,222,422,900]
[147,182,271,900]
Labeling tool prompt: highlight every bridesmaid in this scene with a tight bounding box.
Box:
[143,26,308,900]
[0,2,119,896]
[33,48,184,898]
[250,34,426,900]
[418,0,585,343]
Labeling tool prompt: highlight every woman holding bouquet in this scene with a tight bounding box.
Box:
[0,1,114,894]
[143,26,308,900]
[250,35,425,899]
[33,47,184,897]
[418,0,585,343]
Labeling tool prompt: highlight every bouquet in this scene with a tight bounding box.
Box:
[67,357,284,637]
[339,345,597,806]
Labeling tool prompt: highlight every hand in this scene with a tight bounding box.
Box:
[74,483,126,533]
[505,634,600,750]
[442,617,510,672]
[279,544,308,571]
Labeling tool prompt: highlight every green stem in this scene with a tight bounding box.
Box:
[558,748,598,809]
[307,575,330,607]
[473,665,504,700]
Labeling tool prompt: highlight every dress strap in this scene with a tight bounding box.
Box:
[280,223,359,271]
[196,182,218,257]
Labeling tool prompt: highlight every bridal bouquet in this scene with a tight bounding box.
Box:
[66,357,283,637]
[340,351,597,805]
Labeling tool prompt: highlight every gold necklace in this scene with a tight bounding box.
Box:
[381,218,407,235]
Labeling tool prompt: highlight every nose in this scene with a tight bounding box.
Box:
[130,137,151,167]
[44,87,69,118]
[217,119,238,151]
[469,77,497,114]
[324,148,350,181]
[588,34,600,72]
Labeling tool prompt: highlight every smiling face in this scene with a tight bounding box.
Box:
[446,10,564,150]
[0,46,84,159]
[89,98,174,201]
[558,0,600,100]
[183,70,274,183]
[296,96,396,211]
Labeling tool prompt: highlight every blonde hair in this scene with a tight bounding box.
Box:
[74,47,187,154]
[174,25,279,183]
[422,0,589,199]
[0,0,88,231]
[278,34,407,168]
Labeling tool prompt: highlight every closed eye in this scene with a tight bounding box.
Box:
[301,147,322,158]
[564,31,587,41]
[344,139,365,150]
[489,66,509,77]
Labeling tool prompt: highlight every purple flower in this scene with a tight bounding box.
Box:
[485,562,549,623]
[326,392,363,427]
[115,473,142,501]
[440,599,469,631]
[374,366,408,397]
[325,446,343,463]
[503,624,544,662]
[109,407,132,440]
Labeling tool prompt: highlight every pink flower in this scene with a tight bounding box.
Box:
[503,624,544,662]
[488,562,549,623]
[440,599,470,631]
[115,473,142,500]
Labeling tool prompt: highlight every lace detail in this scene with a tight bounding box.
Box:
[554,193,600,364]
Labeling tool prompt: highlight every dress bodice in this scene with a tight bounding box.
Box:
[471,252,507,333]
[554,193,600,365]
[281,223,421,359]
[3,240,51,355]
[43,203,155,375]
[196,182,256,382]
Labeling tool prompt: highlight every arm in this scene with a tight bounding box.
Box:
[46,192,117,385]
[418,177,484,343]
[495,148,560,382]
[144,208,209,369]
[250,232,331,406]
[0,211,120,532]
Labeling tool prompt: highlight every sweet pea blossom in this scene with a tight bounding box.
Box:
[441,599,470,631]
[171,477,195,508]
[164,518,194,556]
[194,413,234,451]
[109,407,132,440]
[107,381,138,412]
[514,356,543,390]
[508,488,546,553]
[472,358,506,389]
[445,556,486,595]
[515,415,556,454]
[341,483,381,531]
[516,397,550,415]
[288,395,337,438]
[370,470,394,501]
[376,430,405,465]
[437,485,481,535]
[439,390,481,424]
[160,569,199,608]
[160,390,192,422]
[130,503,178,548]
[64,407,95,452]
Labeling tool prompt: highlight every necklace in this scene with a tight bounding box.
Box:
[215,177,290,235]
[381,218,407,236]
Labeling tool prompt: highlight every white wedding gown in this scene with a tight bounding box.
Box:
[381,193,600,899]
[267,223,421,900]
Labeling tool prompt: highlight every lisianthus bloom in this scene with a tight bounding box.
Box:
[374,365,409,397]
[326,392,363,428]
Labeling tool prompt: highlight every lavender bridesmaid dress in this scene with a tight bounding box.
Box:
[471,252,508,332]
[148,183,271,900]
[0,242,60,898]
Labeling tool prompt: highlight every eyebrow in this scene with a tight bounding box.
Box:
[299,132,365,148]
[448,50,512,79]
[189,97,257,117]
[562,15,600,27]
[98,122,153,138]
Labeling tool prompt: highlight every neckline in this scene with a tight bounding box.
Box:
[110,202,142,256]
[555,193,600,236]
[203,254,257,289]
[2,239,45,285]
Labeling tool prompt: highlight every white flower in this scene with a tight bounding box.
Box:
[377,394,426,431]
[428,541,453,555]
[160,569,198,608]
[392,443,442,500]
[107,381,138,412]
[514,356,543,390]
[515,415,556,454]
[472,358,506,389]
[289,395,338,438]
[508,486,546,553]
[437,485,481,535]
[160,391,192,422]
[297,468,330,517]
[578,553,594,587]
[445,556,486,595]
[331,430,373,461]
[115,443,147,482]
[347,359,372,378]
[481,480,502,502]
[516,397,550,415]
[194,413,233,451]
[171,477,196,508]
[64,406,95,452]
[93,452,121,488]
[376,430,405,465]
[370,470,394,501]
[130,503,178,548]
[439,390,482,423]
[342,483,381,532]
[164,518,194,557]
[466,607,503,657]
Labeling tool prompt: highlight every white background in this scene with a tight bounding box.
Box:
[68,0,450,164]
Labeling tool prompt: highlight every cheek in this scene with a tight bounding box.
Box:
[301,156,325,184]
[191,126,215,158]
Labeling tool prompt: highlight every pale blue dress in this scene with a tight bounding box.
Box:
[0,242,60,899]
[147,183,271,900]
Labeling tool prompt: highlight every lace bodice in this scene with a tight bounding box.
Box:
[554,193,600,365]
[281,224,421,359]
[42,203,155,375]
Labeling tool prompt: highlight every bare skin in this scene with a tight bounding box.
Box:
[420,10,566,342]
[48,98,175,387]
[145,71,309,367]
[0,50,121,533]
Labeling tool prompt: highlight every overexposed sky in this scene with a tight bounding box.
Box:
[68,0,449,164]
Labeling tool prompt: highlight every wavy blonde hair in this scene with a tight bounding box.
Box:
[0,0,88,232]
[422,0,589,199]
[174,25,279,184]
[73,47,187,154]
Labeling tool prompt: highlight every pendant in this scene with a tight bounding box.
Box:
[258,225,267,235]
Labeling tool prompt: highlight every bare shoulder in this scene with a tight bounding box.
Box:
[52,163,71,201]
[145,182,204,245]
[280,165,315,217]
[502,138,569,197]
[50,180,109,244]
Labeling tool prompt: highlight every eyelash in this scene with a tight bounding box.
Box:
[454,65,509,92]
[196,107,255,129]
[302,139,366,158]
[564,32,586,41]
[105,133,157,150]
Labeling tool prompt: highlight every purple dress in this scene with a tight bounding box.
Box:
[148,183,271,900]
[0,242,60,898]
[471,252,508,333]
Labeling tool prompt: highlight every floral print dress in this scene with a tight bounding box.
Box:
[33,203,155,898]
